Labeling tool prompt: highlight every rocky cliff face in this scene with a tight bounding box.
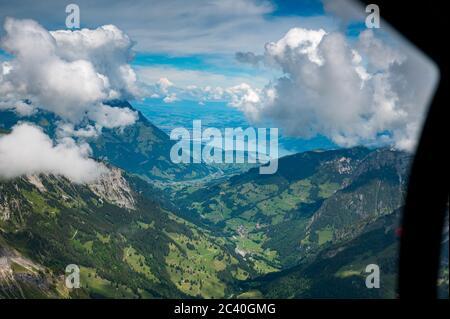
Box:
[0,162,250,299]
[307,149,409,241]
[1,167,137,224]
[0,169,137,297]
[0,105,215,183]
[88,167,136,210]
[0,241,65,298]
[0,178,31,224]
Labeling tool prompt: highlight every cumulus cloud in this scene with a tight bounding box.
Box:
[0,18,137,128]
[135,65,272,90]
[140,77,181,103]
[0,99,36,116]
[163,93,179,104]
[143,75,266,109]
[0,123,107,183]
[231,28,438,151]
[0,0,335,55]
[156,77,174,95]
[226,83,261,111]
[56,122,101,139]
[50,25,139,98]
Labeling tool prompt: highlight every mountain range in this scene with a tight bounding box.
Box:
[0,102,448,299]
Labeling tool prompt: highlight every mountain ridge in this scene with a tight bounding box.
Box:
[1,102,448,299]
[0,101,215,183]
[1,166,252,298]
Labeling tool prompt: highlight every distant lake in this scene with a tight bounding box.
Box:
[131,98,336,157]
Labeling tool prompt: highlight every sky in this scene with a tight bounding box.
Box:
[0,0,440,181]
[0,0,351,94]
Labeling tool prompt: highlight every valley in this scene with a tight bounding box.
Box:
[0,165,252,298]
[0,105,448,299]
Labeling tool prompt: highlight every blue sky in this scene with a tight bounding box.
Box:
[125,0,339,90]
[132,98,336,156]
[0,0,344,89]
[271,0,324,16]
[1,0,436,153]
[0,0,378,153]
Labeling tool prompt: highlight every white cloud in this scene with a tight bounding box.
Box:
[0,123,107,183]
[139,70,269,106]
[163,93,179,103]
[265,28,327,65]
[136,66,269,91]
[226,83,261,111]
[56,122,101,139]
[156,77,174,95]
[0,0,336,55]
[0,99,36,116]
[230,28,439,151]
[140,76,180,103]
[142,76,266,111]
[87,103,138,128]
[50,24,139,98]
[0,18,137,128]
